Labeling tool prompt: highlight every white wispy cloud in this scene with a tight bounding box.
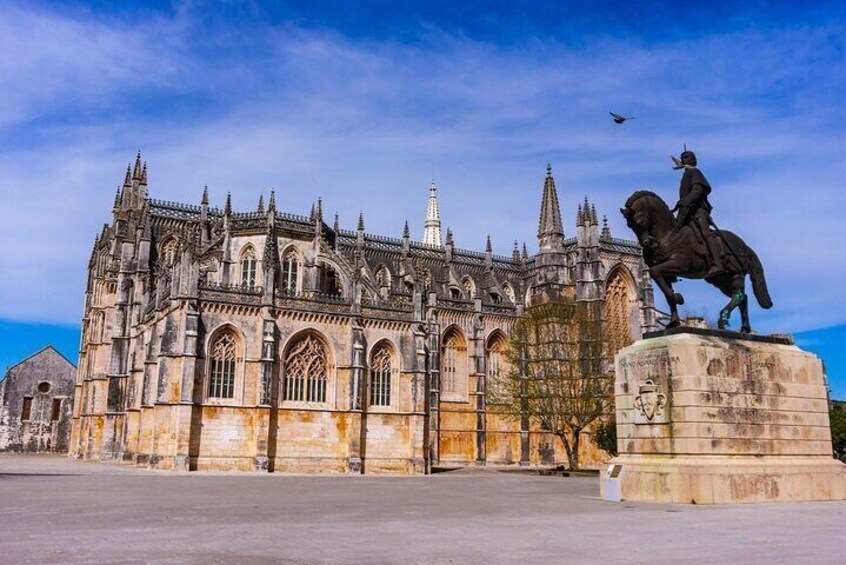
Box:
[0,4,843,332]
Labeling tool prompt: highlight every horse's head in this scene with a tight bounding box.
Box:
[620,190,675,249]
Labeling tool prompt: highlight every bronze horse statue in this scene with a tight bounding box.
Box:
[621,190,772,332]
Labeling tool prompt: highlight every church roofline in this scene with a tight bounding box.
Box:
[4,345,77,376]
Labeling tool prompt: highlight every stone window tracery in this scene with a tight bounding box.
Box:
[161,239,179,267]
[369,344,393,407]
[503,284,516,304]
[208,331,237,399]
[281,250,300,295]
[486,333,509,402]
[284,334,328,403]
[606,269,635,360]
[240,247,257,287]
[441,329,467,399]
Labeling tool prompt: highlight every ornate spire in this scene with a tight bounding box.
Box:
[268,188,276,212]
[113,186,121,210]
[257,194,265,214]
[485,234,492,253]
[601,215,611,239]
[445,227,454,246]
[590,204,598,225]
[333,212,340,233]
[132,151,142,180]
[123,165,132,188]
[224,192,232,216]
[201,185,209,206]
[522,242,529,261]
[140,162,147,186]
[538,163,564,251]
[316,198,323,222]
[357,211,365,231]
[309,202,316,222]
[403,220,410,239]
[423,181,443,247]
[512,240,520,262]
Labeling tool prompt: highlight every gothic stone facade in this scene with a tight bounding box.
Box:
[69,155,657,473]
[1,346,76,453]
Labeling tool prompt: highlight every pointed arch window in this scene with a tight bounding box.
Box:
[370,344,393,407]
[486,333,510,402]
[605,269,635,359]
[162,239,179,266]
[284,334,328,403]
[441,329,467,400]
[208,331,237,399]
[240,248,257,287]
[281,250,300,295]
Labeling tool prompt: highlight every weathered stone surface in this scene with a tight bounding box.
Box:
[602,332,846,503]
[0,346,76,453]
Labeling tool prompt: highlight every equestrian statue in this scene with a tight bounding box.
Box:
[621,149,773,332]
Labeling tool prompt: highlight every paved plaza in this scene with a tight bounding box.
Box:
[1,454,844,564]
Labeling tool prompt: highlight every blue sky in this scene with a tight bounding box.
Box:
[1,1,844,396]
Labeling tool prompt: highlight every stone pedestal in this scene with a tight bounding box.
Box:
[600,328,846,504]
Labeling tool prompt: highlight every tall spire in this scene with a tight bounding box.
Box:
[257,194,265,214]
[140,162,147,186]
[538,163,564,251]
[132,151,142,181]
[357,211,365,231]
[201,185,209,206]
[123,165,132,188]
[224,192,232,216]
[485,234,492,253]
[403,220,410,240]
[423,181,443,247]
[268,189,276,212]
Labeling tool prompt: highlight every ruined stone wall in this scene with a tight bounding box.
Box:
[0,347,76,453]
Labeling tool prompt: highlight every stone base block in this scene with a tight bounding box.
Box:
[601,456,846,504]
[604,329,845,504]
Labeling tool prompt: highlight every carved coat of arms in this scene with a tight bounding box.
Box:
[634,379,667,422]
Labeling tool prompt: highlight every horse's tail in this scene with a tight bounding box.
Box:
[748,250,773,309]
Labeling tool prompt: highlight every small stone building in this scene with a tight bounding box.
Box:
[0,346,76,453]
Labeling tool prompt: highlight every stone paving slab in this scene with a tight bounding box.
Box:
[1,454,844,564]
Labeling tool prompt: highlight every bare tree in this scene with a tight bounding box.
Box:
[491,299,613,470]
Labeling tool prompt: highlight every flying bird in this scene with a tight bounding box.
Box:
[610,112,635,124]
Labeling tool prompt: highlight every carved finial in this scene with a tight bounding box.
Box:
[601,215,611,239]
[577,202,583,226]
[522,242,528,261]
[224,192,232,216]
[546,162,552,176]
[512,240,520,261]
[486,234,492,253]
[316,198,323,221]
[123,165,132,188]
[357,211,365,231]
[113,186,121,210]
[333,212,340,233]
[309,202,316,222]
[257,194,265,214]
[445,227,454,246]
[590,204,597,225]
[132,151,142,180]
[140,162,147,186]
[201,185,209,206]
[268,188,276,211]
[403,220,410,239]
